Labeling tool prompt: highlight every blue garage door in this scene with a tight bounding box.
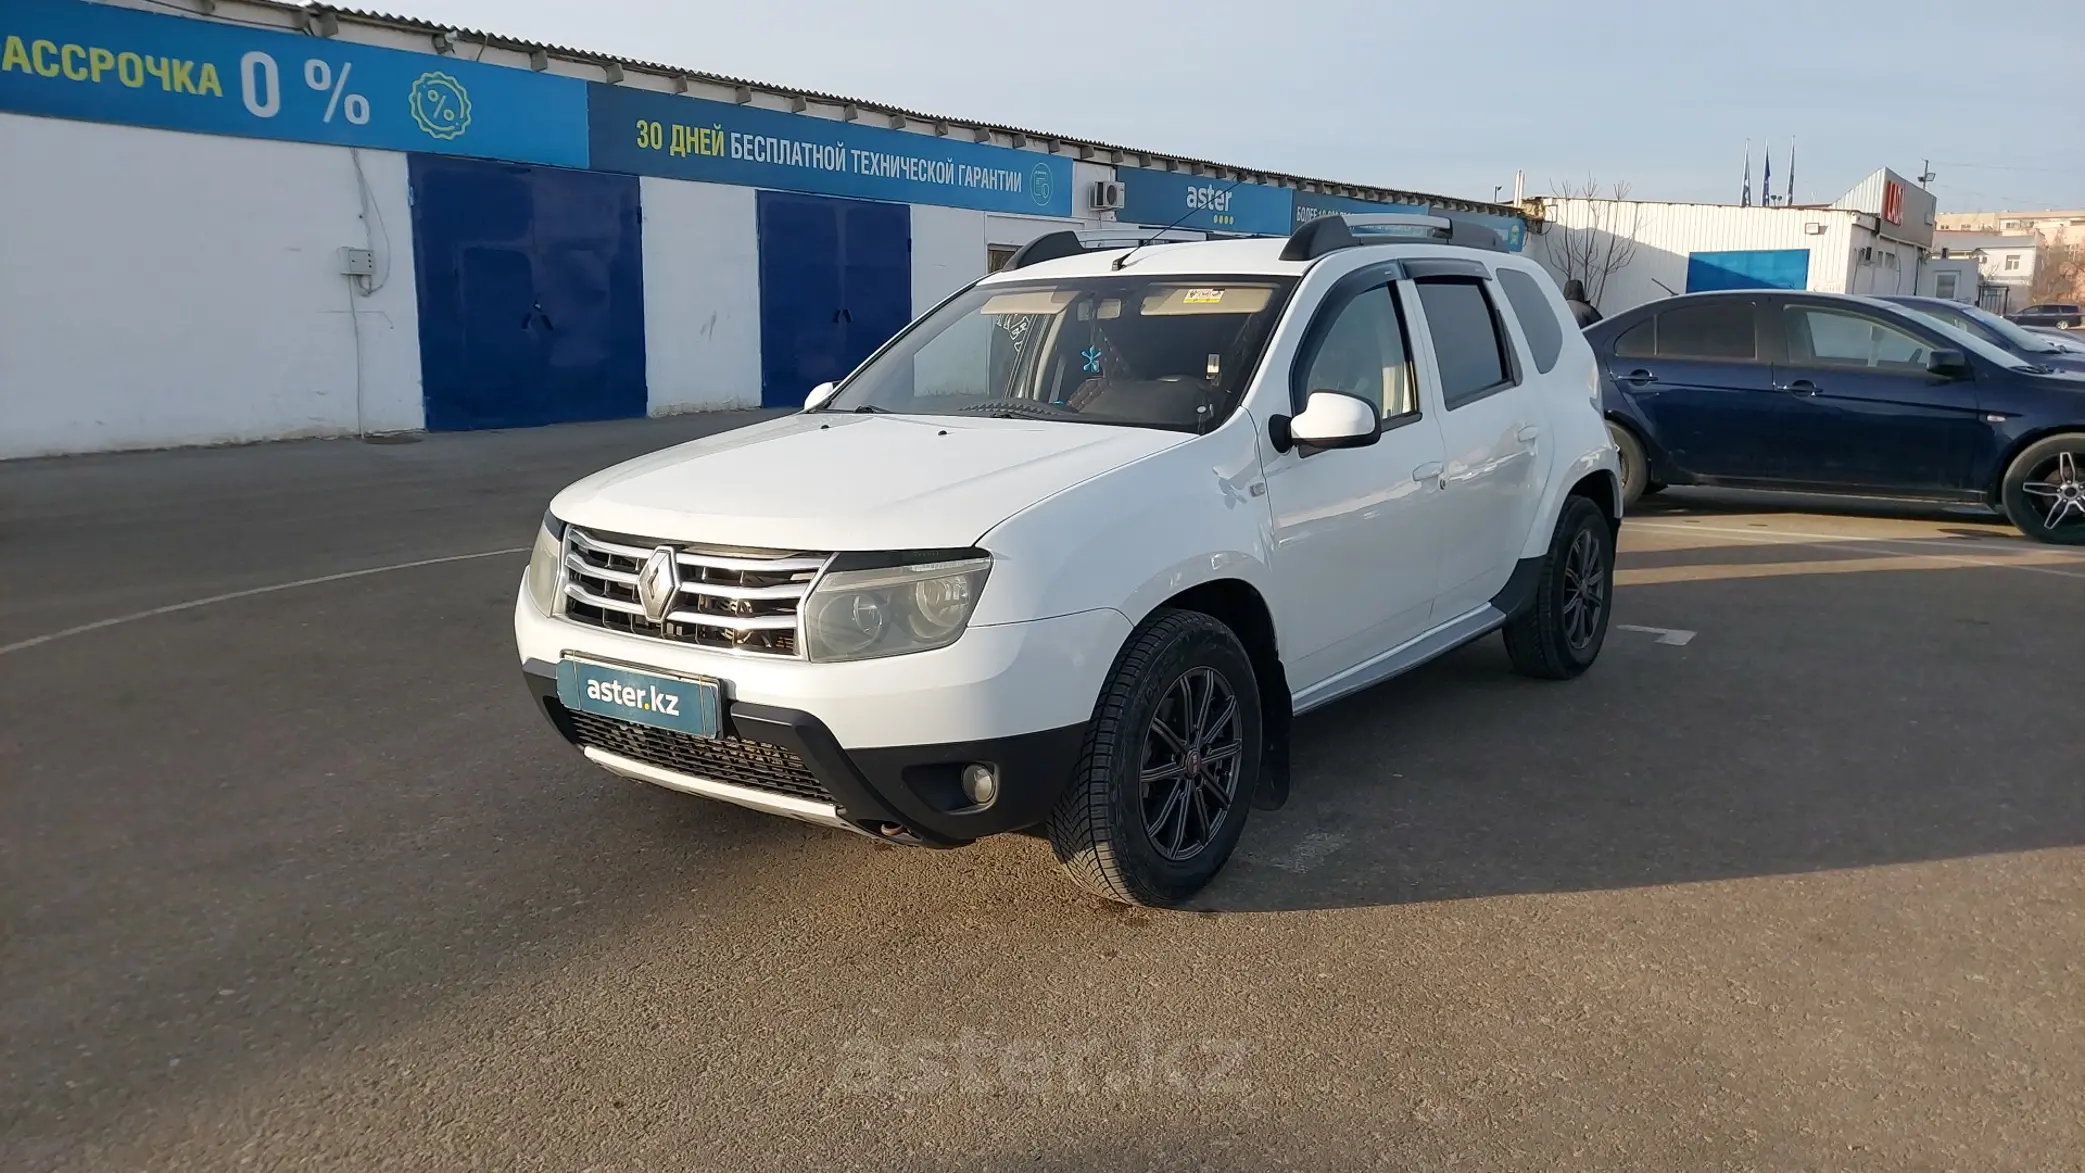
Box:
[1686,249,1811,293]
[757,191,911,408]
[410,155,647,431]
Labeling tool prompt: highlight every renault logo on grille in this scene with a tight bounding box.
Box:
[635,546,680,623]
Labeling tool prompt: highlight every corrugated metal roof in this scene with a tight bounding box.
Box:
[225,0,1518,217]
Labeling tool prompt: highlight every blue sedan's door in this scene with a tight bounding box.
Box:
[1770,302,1987,493]
[1606,298,1783,479]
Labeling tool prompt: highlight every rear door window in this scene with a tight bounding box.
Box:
[1656,302,1757,360]
[1415,279,1517,409]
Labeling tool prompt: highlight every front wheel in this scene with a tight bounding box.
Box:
[1048,610,1262,907]
[1503,495,1616,680]
[2002,436,2085,545]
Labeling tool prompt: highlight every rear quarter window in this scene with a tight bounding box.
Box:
[1495,267,1564,374]
[1614,318,1654,358]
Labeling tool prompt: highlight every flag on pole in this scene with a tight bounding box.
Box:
[1742,140,1752,207]
[1786,136,1796,205]
[1762,141,1773,206]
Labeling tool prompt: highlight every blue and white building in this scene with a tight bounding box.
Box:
[0,0,1528,458]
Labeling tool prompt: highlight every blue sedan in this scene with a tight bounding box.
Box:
[1585,290,2085,543]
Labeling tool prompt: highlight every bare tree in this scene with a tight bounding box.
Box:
[1544,177,1643,307]
[2027,228,2085,305]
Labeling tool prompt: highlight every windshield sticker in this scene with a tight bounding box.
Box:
[1183,289,1226,304]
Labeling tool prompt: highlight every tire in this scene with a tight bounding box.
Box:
[1609,421,1649,509]
[2001,435,2085,546]
[1503,495,1616,680]
[1048,609,1263,907]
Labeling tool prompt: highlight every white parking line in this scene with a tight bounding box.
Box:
[1617,624,1697,646]
[0,547,528,657]
[1630,520,2085,581]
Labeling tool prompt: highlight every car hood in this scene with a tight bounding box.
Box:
[2013,367,2085,392]
[549,412,1193,551]
[2025,350,2085,374]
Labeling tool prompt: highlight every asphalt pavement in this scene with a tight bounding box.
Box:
[4,416,2082,1172]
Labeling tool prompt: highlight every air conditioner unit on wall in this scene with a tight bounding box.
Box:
[1089,180,1124,212]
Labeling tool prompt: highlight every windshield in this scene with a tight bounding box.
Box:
[1955,302,2065,351]
[824,275,1297,430]
[1874,302,2032,371]
[1903,300,2069,354]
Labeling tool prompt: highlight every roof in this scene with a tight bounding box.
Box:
[1934,232,2039,251]
[1535,195,1852,213]
[209,0,1519,218]
[977,235,1526,283]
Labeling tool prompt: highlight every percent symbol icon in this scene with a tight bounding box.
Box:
[303,59,370,125]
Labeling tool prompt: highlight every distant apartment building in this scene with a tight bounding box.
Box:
[1935,209,2085,240]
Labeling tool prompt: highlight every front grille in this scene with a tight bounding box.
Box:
[562,708,834,805]
[559,526,829,657]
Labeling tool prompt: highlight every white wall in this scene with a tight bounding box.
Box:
[1918,256,1981,302]
[1844,230,1922,297]
[0,113,420,458]
[638,177,762,413]
[912,205,988,315]
[1532,198,1860,314]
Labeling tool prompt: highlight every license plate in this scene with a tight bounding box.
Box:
[556,657,721,738]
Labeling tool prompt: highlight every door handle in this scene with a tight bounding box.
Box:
[1516,425,1541,443]
[1617,369,1657,386]
[1781,379,1822,396]
[1412,462,1445,486]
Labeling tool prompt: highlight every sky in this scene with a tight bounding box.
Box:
[381,0,2083,212]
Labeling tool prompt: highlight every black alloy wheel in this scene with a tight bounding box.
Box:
[1139,666,1244,862]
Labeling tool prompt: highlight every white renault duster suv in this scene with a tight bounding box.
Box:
[516,213,1622,906]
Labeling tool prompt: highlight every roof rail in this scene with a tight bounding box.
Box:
[1003,230,1087,270]
[1279,212,1505,261]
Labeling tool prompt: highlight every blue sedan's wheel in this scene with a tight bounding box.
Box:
[2003,436,2085,546]
[1609,422,1649,509]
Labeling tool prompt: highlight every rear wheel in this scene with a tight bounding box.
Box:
[1609,422,1651,509]
[1048,610,1262,907]
[2003,436,2085,545]
[1503,496,1615,680]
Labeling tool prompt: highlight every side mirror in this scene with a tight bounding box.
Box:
[804,381,839,411]
[1926,349,1970,379]
[1286,391,1381,452]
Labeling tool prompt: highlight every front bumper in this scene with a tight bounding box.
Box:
[521,660,1087,845]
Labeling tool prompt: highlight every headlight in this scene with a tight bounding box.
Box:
[804,551,991,662]
[524,511,565,616]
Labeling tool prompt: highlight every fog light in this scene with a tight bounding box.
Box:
[960,763,999,807]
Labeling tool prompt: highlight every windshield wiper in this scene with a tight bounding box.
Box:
[851,404,891,413]
[952,400,1077,419]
